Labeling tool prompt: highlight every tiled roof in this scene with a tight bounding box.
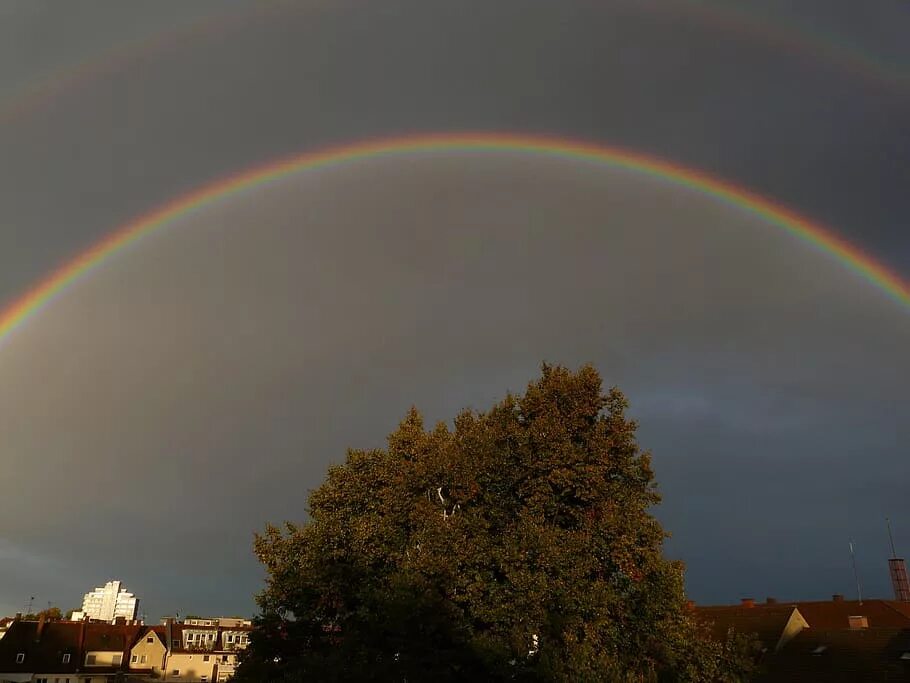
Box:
[756,627,910,682]
[135,626,167,648]
[695,605,798,650]
[790,600,910,630]
[0,621,82,674]
[82,623,142,652]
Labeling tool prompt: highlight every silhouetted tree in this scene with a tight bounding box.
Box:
[238,364,754,682]
[24,606,63,621]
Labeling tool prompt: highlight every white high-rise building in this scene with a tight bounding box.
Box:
[72,580,139,622]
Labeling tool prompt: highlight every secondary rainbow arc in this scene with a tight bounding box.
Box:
[1,132,908,348]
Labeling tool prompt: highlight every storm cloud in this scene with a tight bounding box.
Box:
[0,0,908,617]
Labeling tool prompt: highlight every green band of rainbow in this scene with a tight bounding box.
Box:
[1,132,908,347]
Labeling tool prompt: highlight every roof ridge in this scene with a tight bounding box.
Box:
[881,600,910,620]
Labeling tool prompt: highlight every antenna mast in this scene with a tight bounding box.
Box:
[888,518,898,557]
[849,541,863,605]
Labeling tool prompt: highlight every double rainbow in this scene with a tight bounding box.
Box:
[1,133,908,347]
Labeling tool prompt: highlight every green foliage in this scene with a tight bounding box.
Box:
[24,606,63,621]
[238,364,754,682]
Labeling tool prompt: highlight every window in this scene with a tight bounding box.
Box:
[147,636,154,643]
[203,655,210,662]
[172,670,180,676]
[63,653,71,663]
[848,615,869,630]
[226,635,234,643]
[16,653,25,663]
[187,633,195,641]
[131,655,138,663]
[140,655,147,664]
[86,654,96,665]
[201,678,207,682]
[112,654,122,665]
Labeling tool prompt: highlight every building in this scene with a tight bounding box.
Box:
[754,627,910,682]
[127,619,252,682]
[697,595,910,682]
[71,582,139,624]
[0,616,141,683]
[0,616,250,683]
[0,617,82,683]
[696,599,809,654]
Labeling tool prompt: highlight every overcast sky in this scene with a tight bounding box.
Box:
[0,0,908,619]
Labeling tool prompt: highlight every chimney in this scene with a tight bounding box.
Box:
[888,559,910,602]
[166,617,174,654]
[832,594,844,602]
[741,598,755,608]
[78,618,87,672]
[766,597,777,605]
[36,613,47,643]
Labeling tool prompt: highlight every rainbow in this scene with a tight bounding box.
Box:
[1,132,909,347]
[0,2,906,131]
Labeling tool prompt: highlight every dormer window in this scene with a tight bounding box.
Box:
[811,645,827,655]
[848,615,869,630]
[62,653,71,663]
[16,653,25,663]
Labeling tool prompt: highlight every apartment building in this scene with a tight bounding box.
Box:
[70,582,139,624]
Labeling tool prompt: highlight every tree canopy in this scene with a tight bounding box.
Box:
[238,364,754,682]
[24,606,63,621]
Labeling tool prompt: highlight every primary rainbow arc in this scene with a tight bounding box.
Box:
[1,132,908,347]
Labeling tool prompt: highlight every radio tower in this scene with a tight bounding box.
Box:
[887,519,910,602]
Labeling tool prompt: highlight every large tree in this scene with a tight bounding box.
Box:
[239,364,753,682]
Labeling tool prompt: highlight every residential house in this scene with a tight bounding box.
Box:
[698,595,910,681]
[127,620,251,682]
[754,627,910,682]
[0,617,81,683]
[127,629,167,679]
[695,599,809,654]
[788,596,910,630]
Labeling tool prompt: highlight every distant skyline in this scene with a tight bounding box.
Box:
[0,0,908,619]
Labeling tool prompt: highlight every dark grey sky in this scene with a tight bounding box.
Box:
[0,0,908,619]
